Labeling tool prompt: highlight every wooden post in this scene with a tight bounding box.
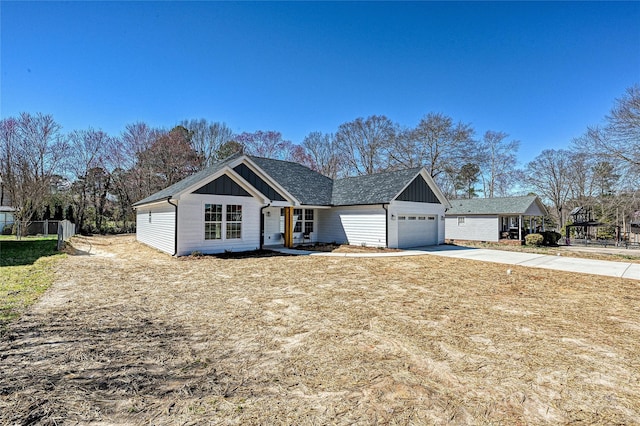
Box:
[284,207,294,248]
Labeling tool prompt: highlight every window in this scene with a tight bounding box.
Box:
[458,216,465,225]
[398,216,406,220]
[304,221,313,234]
[418,216,426,220]
[226,205,242,239]
[148,211,152,223]
[293,209,303,232]
[510,216,519,228]
[428,216,436,221]
[204,204,222,240]
[408,216,417,220]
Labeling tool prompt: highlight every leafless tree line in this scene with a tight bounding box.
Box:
[0,85,637,235]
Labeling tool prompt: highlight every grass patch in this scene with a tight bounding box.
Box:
[0,238,65,334]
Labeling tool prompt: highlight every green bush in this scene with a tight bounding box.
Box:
[541,231,561,246]
[525,233,544,246]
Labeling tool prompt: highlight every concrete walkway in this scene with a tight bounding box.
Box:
[271,245,640,280]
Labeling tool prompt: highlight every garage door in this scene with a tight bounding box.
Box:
[397,215,437,248]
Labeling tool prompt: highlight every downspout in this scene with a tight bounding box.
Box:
[260,203,271,250]
[382,203,389,248]
[167,197,178,256]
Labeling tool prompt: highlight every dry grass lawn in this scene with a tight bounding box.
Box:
[1,235,639,425]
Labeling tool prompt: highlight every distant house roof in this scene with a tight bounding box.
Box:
[446,196,547,216]
[133,154,447,208]
[332,168,422,205]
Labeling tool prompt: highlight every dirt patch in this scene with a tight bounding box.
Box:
[1,235,639,424]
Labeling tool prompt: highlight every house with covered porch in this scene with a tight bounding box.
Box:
[444,196,547,243]
[133,152,450,255]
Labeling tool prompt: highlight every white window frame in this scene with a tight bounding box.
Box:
[226,205,242,239]
[458,216,465,226]
[204,204,223,240]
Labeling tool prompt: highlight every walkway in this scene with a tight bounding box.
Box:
[271,245,640,280]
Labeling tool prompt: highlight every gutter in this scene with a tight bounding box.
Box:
[166,197,178,256]
[259,203,271,250]
[382,203,389,248]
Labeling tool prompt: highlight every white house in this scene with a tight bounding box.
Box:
[445,196,548,243]
[133,153,451,255]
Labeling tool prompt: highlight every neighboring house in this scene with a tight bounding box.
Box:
[133,153,450,255]
[445,196,547,243]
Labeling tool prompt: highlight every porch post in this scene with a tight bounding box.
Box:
[518,214,522,241]
[284,207,294,248]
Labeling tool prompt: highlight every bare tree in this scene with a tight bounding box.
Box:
[587,85,640,184]
[112,122,157,213]
[388,112,475,197]
[0,113,66,237]
[302,131,342,178]
[525,149,573,229]
[180,119,234,167]
[235,130,293,160]
[65,128,114,233]
[335,115,396,176]
[478,130,520,198]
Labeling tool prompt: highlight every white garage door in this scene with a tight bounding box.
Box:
[397,215,438,248]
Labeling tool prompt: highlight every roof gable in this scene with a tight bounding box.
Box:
[247,156,333,205]
[446,196,547,216]
[132,152,243,206]
[233,163,286,201]
[332,168,422,206]
[396,175,441,204]
[192,174,251,197]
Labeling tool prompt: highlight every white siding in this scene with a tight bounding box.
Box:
[177,193,262,255]
[136,202,176,255]
[263,206,283,246]
[445,215,499,242]
[387,201,446,248]
[317,205,386,247]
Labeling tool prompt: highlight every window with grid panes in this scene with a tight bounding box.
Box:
[226,205,242,239]
[204,204,222,240]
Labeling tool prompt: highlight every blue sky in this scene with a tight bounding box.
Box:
[2,1,638,167]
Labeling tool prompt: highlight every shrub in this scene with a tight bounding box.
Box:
[525,233,544,246]
[541,231,561,246]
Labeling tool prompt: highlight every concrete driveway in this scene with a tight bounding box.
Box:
[273,245,640,280]
[412,245,640,280]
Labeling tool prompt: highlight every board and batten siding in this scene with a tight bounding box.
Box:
[136,202,176,255]
[387,201,446,248]
[176,193,263,256]
[445,215,499,242]
[317,205,386,247]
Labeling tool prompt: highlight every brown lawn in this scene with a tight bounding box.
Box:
[1,235,639,425]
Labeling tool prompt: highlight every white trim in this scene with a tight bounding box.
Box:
[173,166,268,203]
[390,168,451,208]
[233,156,300,204]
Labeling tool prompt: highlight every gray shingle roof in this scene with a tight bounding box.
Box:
[331,168,421,206]
[133,154,430,208]
[446,196,543,215]
[247,156,333,205]
[132,153,242,206]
